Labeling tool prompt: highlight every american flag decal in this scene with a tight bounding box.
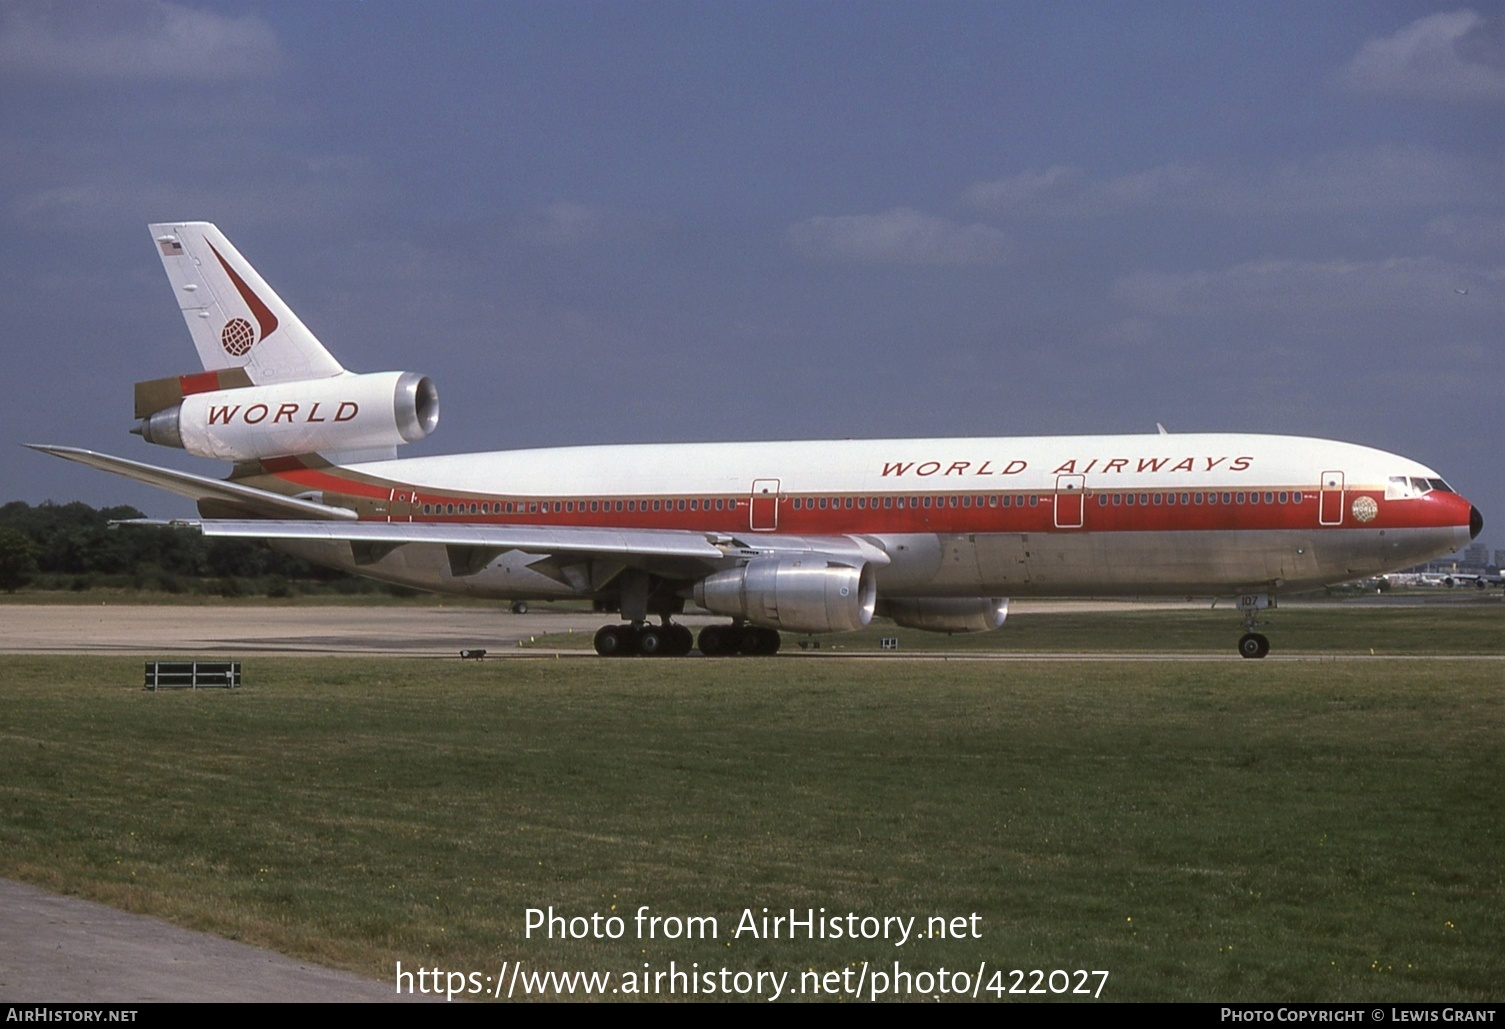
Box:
[157,238,184,257]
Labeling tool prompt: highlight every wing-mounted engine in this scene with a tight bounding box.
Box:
[880,597,1008,633]
[693,556,877,633]
[132,370,439,461]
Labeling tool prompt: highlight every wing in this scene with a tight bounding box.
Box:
[26,445,356,521]
[191,519,890,575]
[28,445,890,581]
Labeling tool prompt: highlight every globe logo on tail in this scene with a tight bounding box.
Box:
[220,317,255,356]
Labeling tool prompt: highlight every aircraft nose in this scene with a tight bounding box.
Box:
[1471,505,1483,540]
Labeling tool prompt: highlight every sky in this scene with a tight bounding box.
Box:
[1,1,1501,556]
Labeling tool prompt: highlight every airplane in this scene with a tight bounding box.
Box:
[30,222,1483,659]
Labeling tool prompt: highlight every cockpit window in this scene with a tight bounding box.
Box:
[1388,476,1427,499]
[1387,476,1455,499]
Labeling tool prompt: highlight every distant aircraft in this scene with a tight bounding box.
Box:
[31,223,1482,658]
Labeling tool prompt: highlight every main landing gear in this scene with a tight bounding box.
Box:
[697,624,781,657]
[593,620,695,657]
[591,621,783,656]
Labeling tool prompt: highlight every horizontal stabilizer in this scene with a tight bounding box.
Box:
[25,445,358,521]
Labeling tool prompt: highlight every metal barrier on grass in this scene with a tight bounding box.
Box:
[144,661,242,690]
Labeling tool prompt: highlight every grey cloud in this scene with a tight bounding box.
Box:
[786,207,1011,265]
[7,154,390,232]
[0,0,284,81]
[516,202,674,249]
[1425,213,1505,256]
[1339,9,1505,102]
[1112,256,1503,319]
[966,145,1491,218]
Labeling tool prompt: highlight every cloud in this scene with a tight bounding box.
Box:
[965,145,1490,219]
[1339,9,1505,102]
[516,202,673,249]
[1425,213,1505,255]
[1112,256,1503,319]
[0,0,284,81]
[786,207,1011,265]
[6,150,390,232]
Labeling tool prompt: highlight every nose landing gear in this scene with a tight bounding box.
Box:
[1238,632,1270,659]
[1236,594,1272,659]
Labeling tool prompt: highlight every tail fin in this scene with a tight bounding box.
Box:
[149,222,344,385]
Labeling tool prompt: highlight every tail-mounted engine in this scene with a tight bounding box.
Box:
[133,370,439,461]
[694,556,877,634]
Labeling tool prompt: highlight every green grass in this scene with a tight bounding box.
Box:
[2,654,1501,1000]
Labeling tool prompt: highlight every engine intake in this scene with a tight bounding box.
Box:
[135,370,438,461]
[694,557,876,634]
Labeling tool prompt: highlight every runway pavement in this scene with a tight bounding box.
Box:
[0,879,428,1003]
[0,600,1208,656]
[0,603,604,655]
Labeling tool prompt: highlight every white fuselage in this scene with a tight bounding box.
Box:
[257,432,1476,601]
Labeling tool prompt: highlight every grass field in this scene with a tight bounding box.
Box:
[1,649,1501,1001]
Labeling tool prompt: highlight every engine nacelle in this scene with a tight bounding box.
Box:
[136,371,438,461]
[880,597,1009,633]
[694,557,876,634]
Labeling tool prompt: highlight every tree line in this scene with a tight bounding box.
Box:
[0,500,395,596]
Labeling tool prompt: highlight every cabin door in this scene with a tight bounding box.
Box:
[1319,471,1345,526]
[389,488,414,522]
[749,479,781,531]
[1054,475,1085,529]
